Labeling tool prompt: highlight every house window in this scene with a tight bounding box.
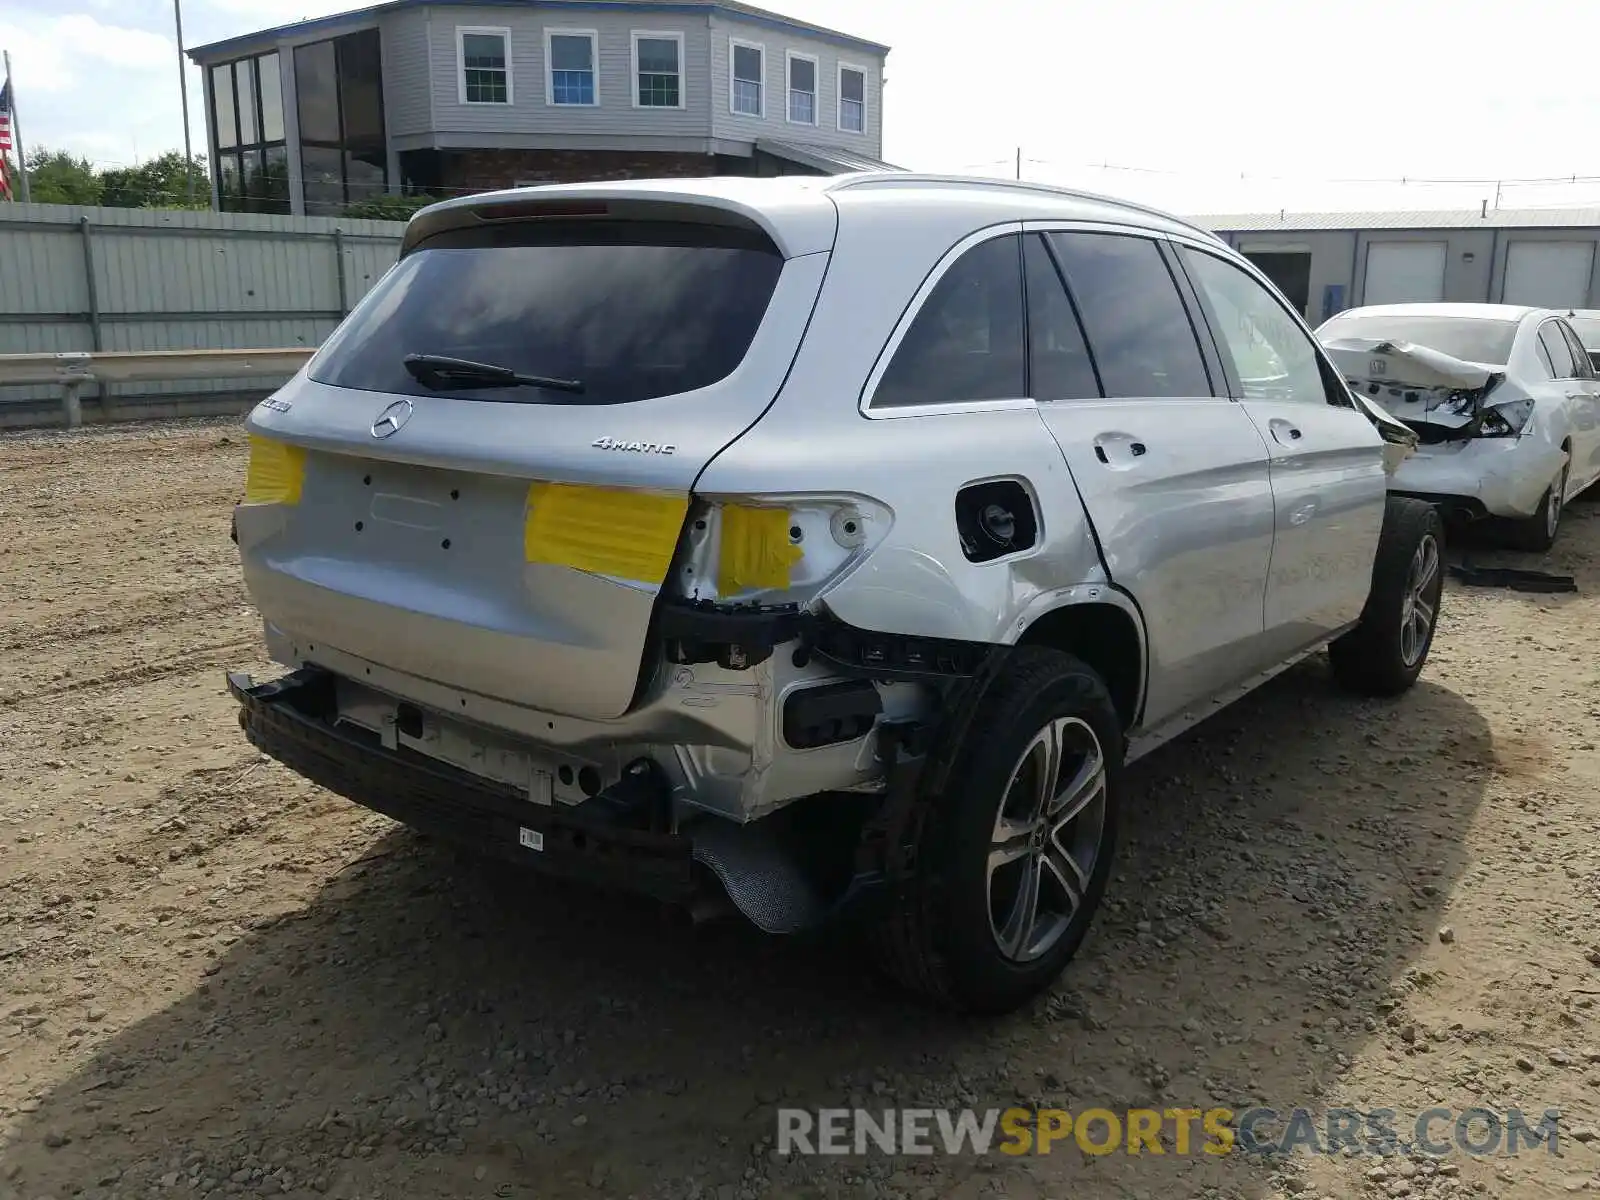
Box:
[633,32,682,108]
[294,28,389,216]
[838,63,866,133]
[208,50,289,213]
[548,30,598,105]
[786,52,816,124]
[730,40,763,116]
[457,27,511,104]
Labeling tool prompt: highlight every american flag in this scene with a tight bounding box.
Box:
[0,78,13,201]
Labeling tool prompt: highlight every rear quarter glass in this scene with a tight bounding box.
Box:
[309,219,785,406]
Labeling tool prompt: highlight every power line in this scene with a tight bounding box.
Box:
[1006,155,1600,189]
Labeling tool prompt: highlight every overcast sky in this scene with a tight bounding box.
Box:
[2,0,1597,215]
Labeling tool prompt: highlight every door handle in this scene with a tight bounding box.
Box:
[1268,418,1303,445]
[1092,433,1148,468]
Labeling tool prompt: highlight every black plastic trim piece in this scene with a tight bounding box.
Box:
[805,616,990,682]
[782,680,883,749]
[658,598,809,670]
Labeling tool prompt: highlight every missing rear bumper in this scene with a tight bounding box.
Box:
[227,667,698,903]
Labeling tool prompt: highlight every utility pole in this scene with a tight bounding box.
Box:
[1015,146,1021,181]
[174,0,195,205]
[4,50,32,203]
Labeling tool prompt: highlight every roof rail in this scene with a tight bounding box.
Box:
[827,173,1223,243]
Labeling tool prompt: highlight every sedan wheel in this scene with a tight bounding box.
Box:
[1501,458,1569,552]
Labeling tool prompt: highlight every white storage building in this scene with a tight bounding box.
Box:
[1192,208,1600,328]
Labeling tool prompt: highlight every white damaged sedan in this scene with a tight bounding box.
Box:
[1317,303,1600,550]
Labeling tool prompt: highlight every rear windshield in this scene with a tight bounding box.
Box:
[1317,314,1519,365]
[1568,315,1600,349]
[308,220,785,405]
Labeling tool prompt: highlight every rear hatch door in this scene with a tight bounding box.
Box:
[238,191,834,720]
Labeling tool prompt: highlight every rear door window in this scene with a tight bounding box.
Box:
[1022,234,1100,401]
[1046,231,1212,398]
[1558,321,1595,379]
[872,234,1026,409]
[308,220,785,405]
[1538,321,1578,380]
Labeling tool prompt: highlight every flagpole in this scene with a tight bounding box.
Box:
[3,49,30,203]
[173,0,195,205]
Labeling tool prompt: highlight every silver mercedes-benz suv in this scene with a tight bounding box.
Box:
[227,173,1437,1014]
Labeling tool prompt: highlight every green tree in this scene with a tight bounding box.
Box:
[100,151,210,210]
[341,193,442,221]
[23,148,103,206]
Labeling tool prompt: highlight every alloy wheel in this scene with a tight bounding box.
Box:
[1546,465,1568,540]
[1399,532,1441,668]
[986,716,1108,964]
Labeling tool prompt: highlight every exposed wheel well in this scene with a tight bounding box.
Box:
[1017,602,1143,729]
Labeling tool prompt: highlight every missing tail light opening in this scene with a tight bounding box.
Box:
[670,494,892,606]
[1353,374,1526,444]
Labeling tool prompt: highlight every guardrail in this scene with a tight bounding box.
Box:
[0,348,315,429]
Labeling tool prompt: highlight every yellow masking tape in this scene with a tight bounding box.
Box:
[243,435,306,506]
[523,482,689,584]
[717,505,803,593]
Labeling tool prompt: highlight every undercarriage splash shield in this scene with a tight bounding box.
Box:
[690,817,826,934]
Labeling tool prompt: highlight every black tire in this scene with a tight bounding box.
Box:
[1328,496,1445,697]
[1498,458,1568,553]
[870,647,1123,1015]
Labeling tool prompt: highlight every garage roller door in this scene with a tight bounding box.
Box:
[1363,242,1447,305]
[1502,241,1595,309]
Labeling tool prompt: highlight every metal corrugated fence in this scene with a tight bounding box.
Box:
[0,203,407,413]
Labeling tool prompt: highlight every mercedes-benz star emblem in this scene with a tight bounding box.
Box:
[370,399,414,439]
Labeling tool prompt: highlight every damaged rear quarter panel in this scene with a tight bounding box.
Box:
[692,195,1106,647]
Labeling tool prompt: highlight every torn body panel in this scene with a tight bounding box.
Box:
[1322,337,1509,442]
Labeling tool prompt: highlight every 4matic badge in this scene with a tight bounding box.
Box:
[592,437,676,455]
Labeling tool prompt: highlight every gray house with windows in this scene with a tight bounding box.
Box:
[186,0,893,216]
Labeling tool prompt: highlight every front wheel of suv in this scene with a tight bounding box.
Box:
[871,647,1122,1015]
[1328,496,1445,697]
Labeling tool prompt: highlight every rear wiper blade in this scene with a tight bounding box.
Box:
[402,353,585,394]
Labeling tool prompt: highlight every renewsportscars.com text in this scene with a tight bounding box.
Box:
[777,1106,1564,1158]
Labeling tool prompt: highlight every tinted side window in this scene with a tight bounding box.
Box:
[1559,322,1595,379]
[873,235,1026,409]
[1023,234,1100,401]
[1180,247,1335,406]
[1539,323,1577,378]
[1046,232,1211,398]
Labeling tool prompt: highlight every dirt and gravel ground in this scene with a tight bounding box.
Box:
[2,418,1599,1200]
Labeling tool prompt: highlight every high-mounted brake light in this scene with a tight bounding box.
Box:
[475,200,611,222]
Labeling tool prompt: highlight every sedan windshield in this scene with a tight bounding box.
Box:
[1317,314,1519,365]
